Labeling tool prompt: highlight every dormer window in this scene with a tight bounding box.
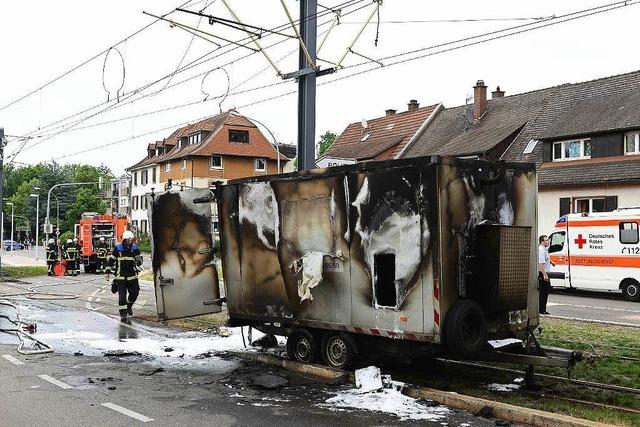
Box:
[178,137,188,149]
[552,139,591,161]
[189,133,202,145]
[229,130,249,144]
[625,132,640,155]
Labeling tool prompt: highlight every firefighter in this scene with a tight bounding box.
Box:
[106,230,143,321]
[46,238,58,276]
[64,239,78,276]
[74,238,82,274]
[95,237,109,274]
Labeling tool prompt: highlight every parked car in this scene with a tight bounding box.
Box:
[3,240,25,251]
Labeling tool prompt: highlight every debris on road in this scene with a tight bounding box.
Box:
[251,334,278,348]
[354,366,382,393]
[252,374,289,389]
[139,367,164,376]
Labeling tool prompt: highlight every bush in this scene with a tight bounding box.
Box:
[59,231,74,244]
[136,232,151,252]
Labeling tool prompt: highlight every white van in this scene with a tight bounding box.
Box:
[547,208,640,301]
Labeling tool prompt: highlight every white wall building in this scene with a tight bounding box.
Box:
[128,163,160,235]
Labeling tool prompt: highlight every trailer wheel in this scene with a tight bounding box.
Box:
[321,333,357,370]
[622,279,640,302]
[286,329,319,363]
[443,300,488,358]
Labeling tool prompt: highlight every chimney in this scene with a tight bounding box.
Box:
[473,80,487,124]
[491,85,505,99]
[407,99,419,111]
[385,109,397,116]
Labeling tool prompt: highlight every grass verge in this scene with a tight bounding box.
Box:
[1,266,48,279]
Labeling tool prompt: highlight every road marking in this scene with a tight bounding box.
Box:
[101,403,154,422]
[2,354,24,365]
[100,289,106,294]
[548,302,640,313]
[38,374,73,389]
[86,288,102,310]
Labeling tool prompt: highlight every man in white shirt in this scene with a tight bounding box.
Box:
[538,235,551,315]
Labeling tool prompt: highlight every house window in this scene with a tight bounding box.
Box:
[552,139,591,161]
[255,158,266,171]
[165,162,171,172]
[133,172,138,186]
[141,196,148,210]
[141,170,148,186]
[619,222,639,244]
[132,220,138,230]
[229,130,249,144]
[181,159,187,170]
[574,197,605,214]
[188,133,202,145]
[625,132,640,155]
[178,137,187,149]
[132,196,139,210]
[211,155,223,169]
[361,132,371,142]
[152,167,157,183]
[141,220,148,234]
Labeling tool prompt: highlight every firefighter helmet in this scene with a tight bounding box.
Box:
[66,239,73,244]
[99,237,105,242]
[48,238,55,244]
[122,230,135,240]
[73,238,78,242]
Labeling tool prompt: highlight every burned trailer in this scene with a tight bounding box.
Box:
[150,156,578,370]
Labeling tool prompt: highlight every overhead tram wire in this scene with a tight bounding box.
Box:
[8,0,364,151]
[0,0,200,112]
[8,0,368,159]
[29,0,638,162]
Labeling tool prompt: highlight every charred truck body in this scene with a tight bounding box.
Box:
[150,156,578,370]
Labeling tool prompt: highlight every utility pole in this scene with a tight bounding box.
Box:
[296,0,317,171]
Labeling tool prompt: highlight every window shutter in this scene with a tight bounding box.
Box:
[604,196,618,211]
[542,142,552,162]
[559,197,571,217]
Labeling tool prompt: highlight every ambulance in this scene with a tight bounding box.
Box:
[547,208,640,301]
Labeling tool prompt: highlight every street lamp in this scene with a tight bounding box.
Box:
[5,202,14,251]
[30,191,40,260]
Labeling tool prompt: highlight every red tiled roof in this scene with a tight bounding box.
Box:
[323,104,439,161]
[127,111,284,170]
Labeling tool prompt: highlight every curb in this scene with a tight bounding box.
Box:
[231,351,611,427]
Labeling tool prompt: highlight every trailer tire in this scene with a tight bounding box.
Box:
[286,328,319,363]
[443,300,488,358]
[321,333,357,370]
[622,279,640,302]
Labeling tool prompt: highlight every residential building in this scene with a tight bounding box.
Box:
[127,110,286,232]
[318,100,441,167]
[401,72,640,235]
[272,143,297,172]
[105,174,131,218]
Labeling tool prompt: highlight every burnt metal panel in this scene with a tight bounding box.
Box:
[591,132,623,158]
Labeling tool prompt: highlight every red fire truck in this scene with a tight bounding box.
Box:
[74,212,129,273]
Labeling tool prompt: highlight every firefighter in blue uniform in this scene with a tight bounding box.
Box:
[46,238,58,276]
[95,237,109,274]
[106,230,143,321]
[64,239,78,276]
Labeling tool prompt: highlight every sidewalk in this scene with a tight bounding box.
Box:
[0,249,46,267]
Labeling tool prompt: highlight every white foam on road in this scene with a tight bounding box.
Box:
[38,374,73,389]
[2,354,24,365]
[321,381,449,422]
[101,403,154,422]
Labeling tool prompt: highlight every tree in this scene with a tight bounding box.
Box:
[318,131,337,156]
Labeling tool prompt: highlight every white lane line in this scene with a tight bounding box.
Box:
[100,289,107,294]
[38,374,74,389]
[101,403,154,422]
[2,354,24,365]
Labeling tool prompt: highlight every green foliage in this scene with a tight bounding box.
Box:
[1,266,48,278]
[2,162,112,238]
[318,131,337,156]
[136,232,151,252]
[59,231,74,243]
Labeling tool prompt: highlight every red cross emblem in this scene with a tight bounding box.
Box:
[574,234,587,249]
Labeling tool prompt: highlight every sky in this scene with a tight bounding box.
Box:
[1,0,639,174]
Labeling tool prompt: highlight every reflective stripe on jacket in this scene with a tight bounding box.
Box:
[106,242,141,280]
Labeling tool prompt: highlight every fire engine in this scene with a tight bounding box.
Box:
[74,212,129,273]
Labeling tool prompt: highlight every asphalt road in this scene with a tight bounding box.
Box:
[547,289,640,326]
[0,276,493,427]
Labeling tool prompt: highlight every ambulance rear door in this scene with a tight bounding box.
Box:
[548,221,569,288]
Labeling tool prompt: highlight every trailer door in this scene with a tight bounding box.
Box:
[548,230,569,288]
[149,189,222,320]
